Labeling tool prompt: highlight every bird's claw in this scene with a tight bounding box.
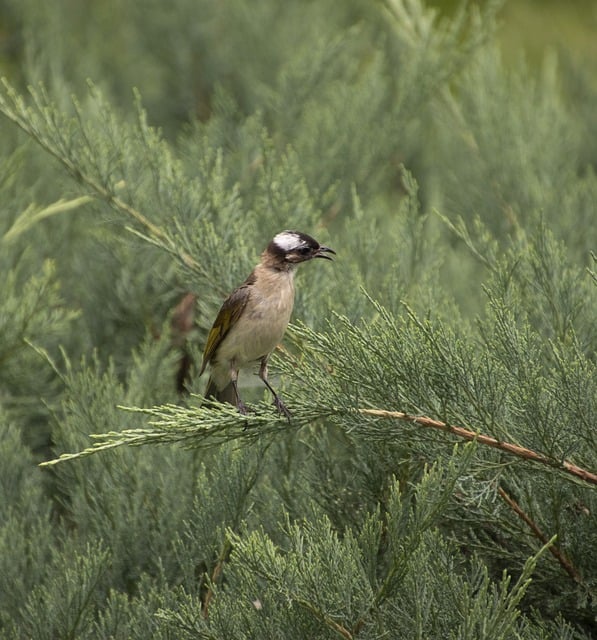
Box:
[237,400,249,416]
[273,396,291,420]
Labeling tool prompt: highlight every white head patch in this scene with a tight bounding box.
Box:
[272,231,306,252]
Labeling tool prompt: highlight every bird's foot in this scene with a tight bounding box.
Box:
[237,400,249,416]
[273,395,291,420]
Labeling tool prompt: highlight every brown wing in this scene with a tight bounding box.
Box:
[199,279,253,375]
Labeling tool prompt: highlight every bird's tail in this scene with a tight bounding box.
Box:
[204,377,237,406]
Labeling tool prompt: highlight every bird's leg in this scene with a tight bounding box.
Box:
[259,357,291,419]
[230,367,248,415]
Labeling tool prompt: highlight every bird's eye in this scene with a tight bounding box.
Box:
[298,246,311,255]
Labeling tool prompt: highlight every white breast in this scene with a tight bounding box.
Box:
[210,267,295,388]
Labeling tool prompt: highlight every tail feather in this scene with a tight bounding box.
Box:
[204,378,237,406]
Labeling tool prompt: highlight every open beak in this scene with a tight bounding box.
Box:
[315,246,336,261]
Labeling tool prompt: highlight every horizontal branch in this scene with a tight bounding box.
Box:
[357,408,597,487]
[38,403,597,489]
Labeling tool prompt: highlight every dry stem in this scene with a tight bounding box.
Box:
[357,408,597,486]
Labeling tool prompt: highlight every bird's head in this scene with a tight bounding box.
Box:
[264,231,336,269]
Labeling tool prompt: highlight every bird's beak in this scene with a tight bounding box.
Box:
[315,246,336,261]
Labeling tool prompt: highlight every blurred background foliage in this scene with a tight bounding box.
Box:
[0,0,596,638]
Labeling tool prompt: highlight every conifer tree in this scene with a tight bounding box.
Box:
[0,1,595,638]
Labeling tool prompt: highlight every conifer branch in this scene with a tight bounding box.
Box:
[39,403,597,492]
[357,409,597,486]
[292,597,353,640]
[589,252,597,285]
[1,196,94,244]
[497,487,583,584]
[0,79,200,272]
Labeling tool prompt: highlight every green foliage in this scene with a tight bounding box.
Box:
[15,542,110,640]
[0,417,53,630]
[155,462,554,639]
[0,0,596,638]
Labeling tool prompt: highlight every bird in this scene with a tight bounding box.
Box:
[199,230,335,417]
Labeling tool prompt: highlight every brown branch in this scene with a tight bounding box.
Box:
[498,486,583,584]
[294,598,353,640]
[357,409,597,486]
[202,540,231,619]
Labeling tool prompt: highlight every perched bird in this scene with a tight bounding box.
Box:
[199,230,335,417]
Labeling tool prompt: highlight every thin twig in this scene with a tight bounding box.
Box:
[294,597,353,640]
[497,486,583,584]
[357,409,597,486]
[202,540,231,619]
